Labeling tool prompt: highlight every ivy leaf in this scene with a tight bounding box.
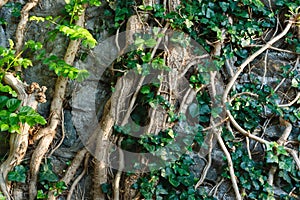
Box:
[8,165,26,183]
[211,107,222,118]
[199,104,210,115]
[219,2,229,12]
[266,152,278,163]
[188,103,199,118]
[39,162,59,182]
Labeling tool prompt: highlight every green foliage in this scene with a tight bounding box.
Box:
[36,159,67,197]
[4,2,22,18]
[8,165,27,183]
[0,40,41,71]
[39,160,59,183]
[0,192,5,200]
[136,154,216,200]
[0,96,46,134]
[42,55,89,80]
[52,181,67,196]
[64,0,101,24]
[113,0,135,27]
[37,190,48,199]
[58,25,97,48]
[29,16,97,49]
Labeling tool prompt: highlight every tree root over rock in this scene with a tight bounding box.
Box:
[0,74,47,200]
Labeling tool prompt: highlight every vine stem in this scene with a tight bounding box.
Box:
[0,74,46,200]
[0,0,8,8]
[28,5,87,200]
[222,15,297,104]
[14,0,39,72]
[222,14,300,170]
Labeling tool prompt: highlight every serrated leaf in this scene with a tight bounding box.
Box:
[6,98,21,112]
[0,96,9,109]
[19,106,33,113]
[76,70,89,82]
[145,38,157,48]
[34,116,47,125]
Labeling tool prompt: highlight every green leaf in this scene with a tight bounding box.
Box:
[19,105,33,113]
[6,98,21,112]
[8,165,26,183]
[167,129,175,138]
[76,70,89,82]
[39,162,59,182]
[199,104,210,115]
[219,2,229,12]
[37,190,48,199]
[0,123,9,132]
[211,107,222,118]
[145,38,157,48]
[0,96,9,109]
[141,53,151,63]
[9,124,20,133]
[140,85,151,94]
[188,103,199,118]
[266,152,278,163]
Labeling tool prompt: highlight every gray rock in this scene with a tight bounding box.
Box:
[63,110,77,147]
[264,125,285,139]
[0,25,7,47]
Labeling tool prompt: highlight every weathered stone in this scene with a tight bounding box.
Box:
[0,25,7,47]
[63,110,77,147]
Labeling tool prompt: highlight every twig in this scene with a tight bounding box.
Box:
[278,92,300,107]
[246,45,300,55]
[268,119,292,185]
[217,134,241,200]
[66,153,90,200]
[194,132,213,189]
[223,15,297,105]
[47,148,88,200]
[113,138,124,200]
[230,92,258,102]
[211,178,224,197]
[48,108,66,157]
[246,137,252,159]
[260,49,268,88]
[274,57,299,93]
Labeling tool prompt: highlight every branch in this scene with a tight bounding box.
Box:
[0,74,46,200]
[15,0,39,72]
[268,119,292,185]
[47,148,88,200]
[278,92,300,108]
[29,6,87,200]
[217,134,241,200]
[0,0,9,8]
[222,15,297,105]
[66,153,90,200]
